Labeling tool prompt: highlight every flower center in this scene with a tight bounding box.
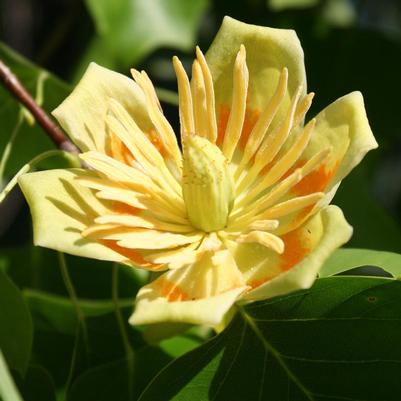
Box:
[182,134,235,232]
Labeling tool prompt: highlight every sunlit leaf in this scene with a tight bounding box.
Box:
[320,248,401,278]
[139,277,401,401]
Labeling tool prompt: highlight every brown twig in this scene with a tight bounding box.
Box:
[0,58,78,153]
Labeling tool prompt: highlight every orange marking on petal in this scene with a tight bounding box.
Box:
[259,160,275,176]
[111,202,141,216]
[154,278,189,301]
[108,133,135,166]
[239,108,260,150]
[217,104,230,147]
[147,128,169,158]
[292,160,339,196]
[248,278,266,290]
[280,228,310,271]
[100,239,163,270]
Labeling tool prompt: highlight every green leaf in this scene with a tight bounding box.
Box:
[0,42,70,180]
[268,0,319,11]
[14,365,56,401]
[67,347,173,401]
[24,289,132,336]
[83,0,209,69]
[319,248,401,278]
[0,271,33,375]
[139,277,401,401]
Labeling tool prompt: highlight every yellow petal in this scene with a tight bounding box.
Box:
[52,63,151,153]
[130,250,247,326]
[207,16,306,154]
[239,205,352,301]
[18,169,125,262]
[287,92,377,200]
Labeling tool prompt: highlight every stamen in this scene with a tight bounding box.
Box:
[255,84,304,166]
[131,69,182,168]
[293,92,315,127]
[234,168,302,213]
[251,118,316,194]
[145,242,202,269]
[82,224,120,238]
[300,147,331,177]
[196,46,218,143]
[106,113,182,202]
[107,100,182,193]
[237,231,284,254]
[229,219,279,232]
[259,192,324,220]
[95,214,194,233]
[80,151,153,187]
[173,56,195,136]
[236,67,288,173]
[116,230,204,250]
[246,219,280,231]
[235,85,303,195]
[191,60,208,139]
[80,151,186,218]
[222,45,249,162]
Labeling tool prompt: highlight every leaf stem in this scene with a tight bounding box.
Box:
[58,252,89,354]
[112,263,135,401]
[237,305,314,401]
[0,113,23,183]
[0,58,77,153]
[0,150,79,203]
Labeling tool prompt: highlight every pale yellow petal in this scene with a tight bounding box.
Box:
[18,169,125,262]
[52,63,151,153]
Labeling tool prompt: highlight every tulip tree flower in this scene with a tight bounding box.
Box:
[19,17,377,327]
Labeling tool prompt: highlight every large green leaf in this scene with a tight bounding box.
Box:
[67,331,203,401]
[0,42,70,180]
[139,277,401,401]
[83,0,209,70]
[320,248,401,278]
[0,271,33,376]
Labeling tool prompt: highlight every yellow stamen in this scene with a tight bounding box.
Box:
[252,118,316,193]
[195,46,218,143]
[94,214,194,233]
[259,192,324,220]
[115,230,204,250]
[145,242,202,269]
[131,69,182,168]
[222,45,248,162]
[235,85,303,195]
[191,60,208,139]
[173,56,195,136]
[235,67,288,176]
[237,231,284,254]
